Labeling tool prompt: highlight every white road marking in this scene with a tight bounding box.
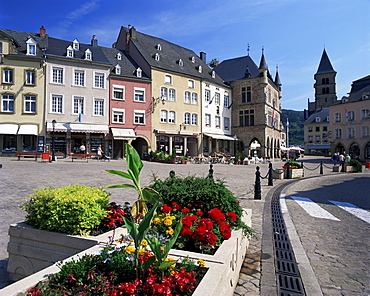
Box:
[329,200,370,224]
[290,196,340,221]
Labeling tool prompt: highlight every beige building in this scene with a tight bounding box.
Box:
[329,76,370,161]
[0,28,46,154]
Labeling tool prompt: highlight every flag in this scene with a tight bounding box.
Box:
[78,113,82,122]
[271,110,275,129]
[286,118,290,128]
[344,105,348,118]
[209,95,214,105]
[227,101,234,109]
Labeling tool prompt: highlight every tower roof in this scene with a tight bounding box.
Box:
[316,49,336,74]
[274,67,282,86]
[259,53,268,70]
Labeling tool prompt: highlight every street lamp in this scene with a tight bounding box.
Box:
[51,119,56,161]
[234,135,237,157]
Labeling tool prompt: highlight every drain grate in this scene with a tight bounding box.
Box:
[272,188,305,295]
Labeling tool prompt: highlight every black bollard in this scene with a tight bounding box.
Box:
[169,170,175,178]
[286,165,292,179]
[320,161,323,174]
[268,162,273,186]
[254,166,261,199]
[301,161,304,177]
[207,164,214,179]
[341,161,345,172]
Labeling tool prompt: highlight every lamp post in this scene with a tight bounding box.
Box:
[234,135,237,157]
[51,119,56,161]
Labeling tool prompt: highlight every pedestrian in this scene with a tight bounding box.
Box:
[97,145,110,161]
[338,153,344,164]
[332,152,339,166]
[344,154,351,164]
[80,143,86,154]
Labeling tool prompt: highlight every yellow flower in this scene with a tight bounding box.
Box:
[125,246,135,255]
[170,216,176,220]
[165,257,176,268]
[197,259,206,267]
[160,246,165,252]
[138,248,146,255]
[153,217,161,224]
[163,218,172,226]
[141,239,148,246]
[166,227,174,236]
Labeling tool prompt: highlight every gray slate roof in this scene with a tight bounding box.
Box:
[349,75,370,94]
[316,49,336,75]
[119,27,227,86]
[304,108,330,124]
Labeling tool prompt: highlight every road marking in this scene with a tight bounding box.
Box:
[290,196,340,221]
[329,201,370,224]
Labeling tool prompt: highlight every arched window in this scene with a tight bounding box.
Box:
[322,78,326,85]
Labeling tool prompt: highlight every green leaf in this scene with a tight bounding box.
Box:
[126,143,143,173]
[123,216,139,244]
[163,221,182,256]
[159,260,177,270]
[131,199,148,219]
[106,184,136,190]
[106,170,132,180]
[137,201,159,242]
[142,187,162,205]
[143,256,156,270]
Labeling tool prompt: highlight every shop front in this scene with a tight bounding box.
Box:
[203,133,236,156]
[154,130,200,157]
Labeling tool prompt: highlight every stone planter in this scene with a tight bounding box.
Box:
[284,168,304,179]
[333,165,341,172]
[4,209,252,296]
[272,168,284,179]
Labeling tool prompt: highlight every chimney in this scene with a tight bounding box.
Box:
[129,26,136,39]
[39,26,46,37]
[200,52,206,63]
[91,35,98,47]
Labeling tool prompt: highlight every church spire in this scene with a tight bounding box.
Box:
[316,49,336,74]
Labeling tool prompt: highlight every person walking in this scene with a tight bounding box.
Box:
[344,154,351,164]
[80,143,86,154]
[338,153,344,164]
[332,152,339,166]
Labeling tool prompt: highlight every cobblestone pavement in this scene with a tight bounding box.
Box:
[0,155,367,295]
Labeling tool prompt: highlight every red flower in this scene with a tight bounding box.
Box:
[181,208,190,213]
[199,218,213,230]
[172,202,182,211]
[161,204,173,213]
[182,215,197,227]
[195,210,203,216]
[220,222,232,240]
[227,212,237,221]
[208,208,226,224]
[180,226,193,237]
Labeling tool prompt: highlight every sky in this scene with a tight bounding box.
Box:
[1,0,369,111]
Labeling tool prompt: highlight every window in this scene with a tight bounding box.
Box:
[51,95,63,113]
[67,46,74,57]
[224,95,229,107]
[198,65,202,73]
[205,114,211,127]
[362,109,370,120]
[224,117,230,130]
[239,109,254,126]
[25,71,35,85]
[73,39,79,50]
[165,75,172,84]
[24,95,36,113]
[323,126,327,131]
[115,64,121,75]
[168,111,175,123]
[316,117,321,122]
[191,93,198,105]
[113,87,124,100]
[1,94,14,112]
[134,88,145,102]
[348,127,355,139]
[347,111,355,122]
[161,87,168,100]
[134,111,145,124]
[315,135,320,142]
[74,70,85,86]
[160,110,167,123]
[112,109,124,123]
[155,53,160,61]
[215,93,220,105]
[191,113,198,125]
[188,80,194,89]
[211,71,215,78]
[156,44,162,51]
[3,69,13,83]
[241,86,251,103]
[308,127,313,132]
[73,97,84,114]
[52,67,63,84]
[168,89,176,101]
[184,113,190,125]
[335,129,342,139]
[85,49,92,60]
[184,91,191,104]
[116,53,122,60]
[215,116,220,128]
[178,59,183,66]
[94,98,104,116]
[323,135,328,142]
[94,73,105,88]
[315,126,320,132]
[205,89,210,102]
[362,126,369,138]
[308,136,313,142]
[26,37,36,55]
[335,112,342,123]
[136,67,142,77]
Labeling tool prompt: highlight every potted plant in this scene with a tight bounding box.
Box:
[283,159,304,178]
[181,155,188,164]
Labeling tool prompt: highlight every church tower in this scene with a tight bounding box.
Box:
[311,49,337,112]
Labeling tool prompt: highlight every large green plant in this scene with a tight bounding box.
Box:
[21,185,110,235]
[348,159,363,172]
[106,143,161,222]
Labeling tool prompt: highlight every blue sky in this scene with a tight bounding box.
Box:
[1,0,369,111]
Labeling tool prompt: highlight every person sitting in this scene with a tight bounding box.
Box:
[97,145,110,161]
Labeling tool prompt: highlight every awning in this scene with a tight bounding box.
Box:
[0,124,18,134]
[111,128,136,140]
[203,133,237,141]
[18,124,38,135]
[307,145,330,150]
[46,122,109,134]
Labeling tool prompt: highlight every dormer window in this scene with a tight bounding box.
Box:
[116,52,122,60]
[66,45,74,57]
[178,59,184,66]
[326,116,330,122]
[84,49,92,60]
[191,56,195,63]
[316,117,321,123]
[73,39,80,50]
[198,65,202,73]
[115,64,121,75]
[26,37,37,55]
[154,53,160,61]
[156,44,161,51]
[211,70,215,78]
[136,67,142,78]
